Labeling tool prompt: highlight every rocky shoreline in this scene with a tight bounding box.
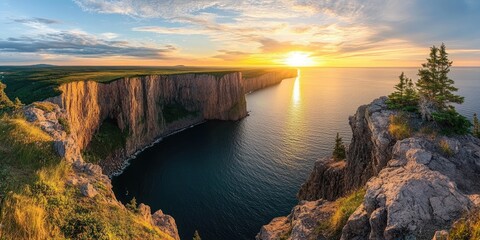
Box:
[258,97,480,240]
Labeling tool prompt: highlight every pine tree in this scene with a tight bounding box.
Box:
[417,43,463,120]
[333,133,346,161]
[474,113,480,138]
[387,72,418,110]
[193,230,201,240]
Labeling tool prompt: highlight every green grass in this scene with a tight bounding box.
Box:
[0,113,175,239]
[82,118,128,164]
[0,66,295,104]
[316,188,365,240]
[388,113,412,140]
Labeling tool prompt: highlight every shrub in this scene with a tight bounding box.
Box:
[62,209,109,240]
[388,114,412,140]
[82,118,128,163]
[126,197,138,213]
[432,109,471,135]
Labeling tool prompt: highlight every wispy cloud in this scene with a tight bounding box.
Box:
[13,17,60,25]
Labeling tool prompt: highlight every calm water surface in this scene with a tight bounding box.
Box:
[112,68,480,240]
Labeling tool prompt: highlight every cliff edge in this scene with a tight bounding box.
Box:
[258,97,480,240]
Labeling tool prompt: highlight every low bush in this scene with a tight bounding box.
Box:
[432,109,471,135]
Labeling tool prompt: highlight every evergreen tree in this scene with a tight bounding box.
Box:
[333,133,346,161]
[474,113,480,137]
[193,230,201,240]
[417,43,463,120]
[387,72,418,110]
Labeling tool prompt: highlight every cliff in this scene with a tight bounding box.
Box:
[47,70,296,175]
[258,97,480,240]
[244,69,298,93]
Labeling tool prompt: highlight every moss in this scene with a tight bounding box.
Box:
[82,118,128,164]
[316,189,365,239]
[163,103,199,124]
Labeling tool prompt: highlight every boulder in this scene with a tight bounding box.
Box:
[80,183,98,198]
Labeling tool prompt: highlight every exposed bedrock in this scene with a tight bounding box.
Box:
[260,97,480,240]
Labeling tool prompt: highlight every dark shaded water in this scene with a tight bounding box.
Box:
[112,68,480,240]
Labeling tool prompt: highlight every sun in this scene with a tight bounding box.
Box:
[284,52,315,67]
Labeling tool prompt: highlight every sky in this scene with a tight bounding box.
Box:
[0,0,479,67]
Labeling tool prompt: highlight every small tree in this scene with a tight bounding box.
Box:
[417,43,464,120]
[387,72,418,111]
[333,133,346,161]
[193,230,201,240]
[126,197,138,213]
[474,113,480,137]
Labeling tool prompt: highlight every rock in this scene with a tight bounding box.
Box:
[80,183,98,198]
[83,163,102,176]
[431,230,448,240]
[342,138,473,240]
[23,107,45,122]
[256,217,290,240]
[298,158,346,201]
[138,203,153,223]
[152,210,180,240]
[257,200,336,240]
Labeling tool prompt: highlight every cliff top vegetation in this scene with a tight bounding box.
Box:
[0,66,294,104]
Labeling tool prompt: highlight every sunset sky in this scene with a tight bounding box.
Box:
[1,0,479,67]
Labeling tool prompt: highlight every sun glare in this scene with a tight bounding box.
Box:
[285,52,314,67]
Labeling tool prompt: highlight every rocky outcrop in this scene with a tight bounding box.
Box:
[244,69,298,93]
[297,158,346,201]
[256,200,336,240]
[260,97,480,240]
[138,203,180,240]
[298,97,395,201]
[341,135,480,240]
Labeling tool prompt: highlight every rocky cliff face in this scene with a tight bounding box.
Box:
[244,69,298,93]
[48,70,296,175]
[260,97,480,240]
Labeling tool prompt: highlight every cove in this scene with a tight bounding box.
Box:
[111,68,480,240]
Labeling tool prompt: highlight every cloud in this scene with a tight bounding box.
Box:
[13,17,60,24]
[0,31,176,58]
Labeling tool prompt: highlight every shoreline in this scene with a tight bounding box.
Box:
[109,120,208,178]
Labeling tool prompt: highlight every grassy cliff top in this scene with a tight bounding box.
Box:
[0,66,293,104]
